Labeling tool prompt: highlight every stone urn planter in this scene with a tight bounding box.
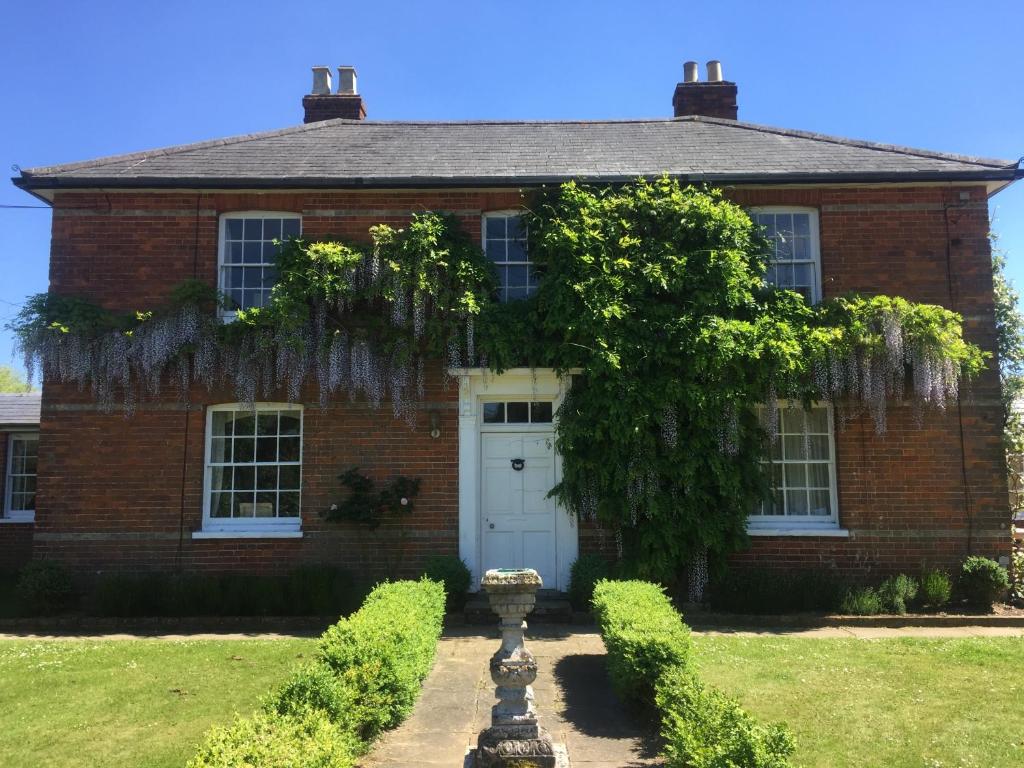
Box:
[475,568,560,768]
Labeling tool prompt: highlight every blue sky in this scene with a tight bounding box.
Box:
[1,0,1021,376]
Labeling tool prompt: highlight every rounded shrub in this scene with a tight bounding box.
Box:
[919,570,952,609]
[877,574,918,615]
[839,586,883,616]
[422,555,471,612]
[959,556,1009,610]
[568,554,610,611]
[16,560,74,615]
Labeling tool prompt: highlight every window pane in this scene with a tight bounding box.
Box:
[786,489,809,516]
[257,412,279,436]
[507,240,527,263]
[506,216,525,240]
[234,465,255,490]
[784,464,806,489]
[782,436,806,460]
[279,414,301,436]
[483,402,505,423]
[243,242,263,264]
[243,219,262,239]
[506,286,530,301]
[487,239,507,263]
[806,436,829,460]
[506,402,529,423]
[793,214,810,236]
[531,402,553,423]
[486,217,506,239]
[211,492,232,518]
[257,465,278,490]
[809,490,832,516]
[234,492,255,518]
[282,219,300,238]
[279,492,300,517]
[805,407,828,432]
[227,242,244,263]
[254,493,276,517]
[807,463,831,487]
[211,466,231,491]
[233,413,255,435]
[279,465,301,490]
[212,411,234,437]
[256,437,277,462]
[226,219,244,239]
[506,265,529,288]
[263,219,281,239]
[233,438,255,463]
[279,437,300,462]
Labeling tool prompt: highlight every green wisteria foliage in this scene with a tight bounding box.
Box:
[8,179,987,580]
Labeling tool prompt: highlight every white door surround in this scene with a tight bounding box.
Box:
[453,368,576,591]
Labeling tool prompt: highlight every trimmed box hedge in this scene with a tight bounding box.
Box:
[592,579,794,768]
[188,578,446,767]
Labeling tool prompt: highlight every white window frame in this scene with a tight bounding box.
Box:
[750,207,822,304]
[4,431,39,522]
[482,210,535,302]
[195,403,303,539]
[217,212,302,321]
[748,402,842,535]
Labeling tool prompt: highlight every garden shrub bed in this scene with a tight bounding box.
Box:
[592,579,795,768]
[188,578,446,768]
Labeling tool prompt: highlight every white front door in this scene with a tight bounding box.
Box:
[481,431,558,587]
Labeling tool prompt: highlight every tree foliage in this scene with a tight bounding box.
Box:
[0,365,33,393]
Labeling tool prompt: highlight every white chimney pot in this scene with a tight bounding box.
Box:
[311,66,332,96]
[706,60,723,83]
[337,66,358,95]
[683,61,699,83]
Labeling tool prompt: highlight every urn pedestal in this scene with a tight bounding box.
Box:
[475,568,559,768]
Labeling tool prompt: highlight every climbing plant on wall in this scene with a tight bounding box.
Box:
[8,179,987,581]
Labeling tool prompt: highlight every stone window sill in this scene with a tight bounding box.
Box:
[192,530,303,540]
[747,527,849,538]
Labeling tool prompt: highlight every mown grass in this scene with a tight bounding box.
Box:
[0,637,317,768]
[692,635,1024,768]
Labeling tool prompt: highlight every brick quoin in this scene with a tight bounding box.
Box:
[30,184,1009,580]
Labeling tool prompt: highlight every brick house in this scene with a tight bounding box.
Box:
[9,62,1021,590]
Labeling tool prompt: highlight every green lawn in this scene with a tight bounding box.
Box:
[0,637,317,768]
[1,635,1021,767]
[693,635,1024,768]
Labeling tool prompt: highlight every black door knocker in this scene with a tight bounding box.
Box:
[510,458,525,471]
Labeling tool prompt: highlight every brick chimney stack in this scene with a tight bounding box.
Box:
[302,65,366,123]
[672,60,738,120]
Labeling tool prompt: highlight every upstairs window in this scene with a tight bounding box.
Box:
[484,213,537,302]
[203,404,302,532]
[752,209,821,303]
[5,432,38,521]
[219,214,301,316]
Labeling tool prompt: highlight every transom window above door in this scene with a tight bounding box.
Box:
[751,209,821,303]
[482,401,553,424]
[219,214,301,316]
[483,213,537,302]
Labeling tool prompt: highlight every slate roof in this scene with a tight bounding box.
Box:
[13,116,1021,192]
[0,393,41,428]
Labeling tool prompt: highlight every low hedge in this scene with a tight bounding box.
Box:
[591,579,691,705]
[593,579,794,768]
[189,578,446,767]
[187,707,359,768]
[657,667,795,768]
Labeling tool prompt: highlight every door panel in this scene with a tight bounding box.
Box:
[481,432,557,587]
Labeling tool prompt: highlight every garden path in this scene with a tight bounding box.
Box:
[360,626,661,768]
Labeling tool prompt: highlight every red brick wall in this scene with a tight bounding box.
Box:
[0,431,35,570]
[35,185,1010,580]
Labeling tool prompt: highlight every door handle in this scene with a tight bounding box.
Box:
[511,458,525,471]
[489,523,495,529]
